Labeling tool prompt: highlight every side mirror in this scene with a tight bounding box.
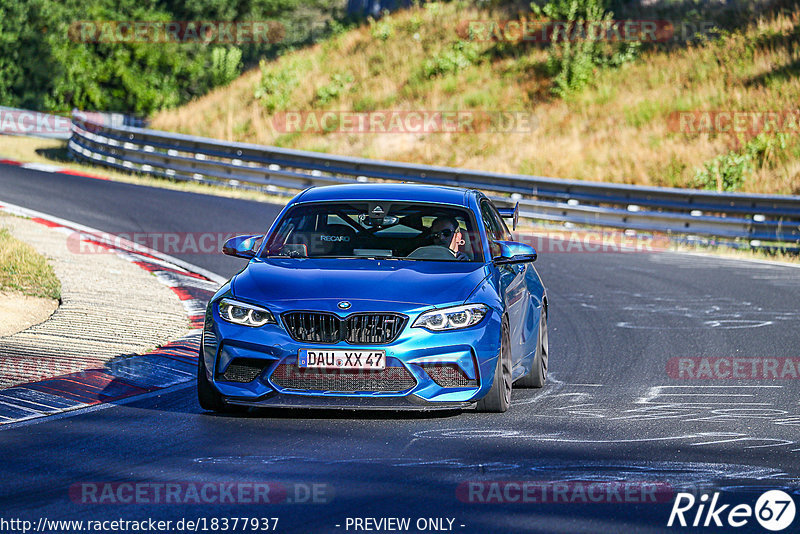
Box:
[222,235,262,259]
[493,240,537,265]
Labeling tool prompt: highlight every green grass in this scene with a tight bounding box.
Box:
[0,227,61,300]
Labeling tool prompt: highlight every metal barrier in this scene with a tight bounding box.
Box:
[68,115,800,244]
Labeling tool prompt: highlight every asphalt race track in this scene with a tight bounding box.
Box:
[1,163,799,533]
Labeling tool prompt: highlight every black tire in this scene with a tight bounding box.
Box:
[197,350,228,412]
[517,309,548,388]
[476,318,512,413]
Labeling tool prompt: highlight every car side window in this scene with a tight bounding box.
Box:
[480,200,504,240]
[480,200,505,258]
[487,202,511,240]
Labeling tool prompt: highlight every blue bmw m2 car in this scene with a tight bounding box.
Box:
[198,183,548,413]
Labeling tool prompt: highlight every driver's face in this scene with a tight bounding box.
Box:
[431,222,458,248]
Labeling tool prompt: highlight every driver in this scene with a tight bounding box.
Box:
[430,216,469,261]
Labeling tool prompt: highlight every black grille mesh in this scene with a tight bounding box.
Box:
[271,364,416,392]
[345,314,405,344]
[220,358,267,383]
[283,312,341,343]
[282,312,406,345]
[423,364,477,388]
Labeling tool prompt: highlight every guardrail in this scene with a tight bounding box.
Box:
[68,114,800,245]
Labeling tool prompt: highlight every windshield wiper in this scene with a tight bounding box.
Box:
[261,253,305,259]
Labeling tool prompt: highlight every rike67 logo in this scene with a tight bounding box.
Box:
[667,490,796,531]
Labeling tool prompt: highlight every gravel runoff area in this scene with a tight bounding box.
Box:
[0,214,189,389]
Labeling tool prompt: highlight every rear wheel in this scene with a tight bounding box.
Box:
[476,318,512,413]
[517,309,548,388]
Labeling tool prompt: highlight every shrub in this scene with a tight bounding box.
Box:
[254,61,299,113]
[315,72,354,105]
[369,15,394,41]
[692,133,789,191]
[693,151,753,192]
[209,47,243,87]
[746,132,789,167]
[532,0,640,96]
[420,40,481,79]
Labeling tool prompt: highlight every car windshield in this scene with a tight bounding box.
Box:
[262,201,484,262]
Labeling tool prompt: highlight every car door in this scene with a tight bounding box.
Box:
[480,199,532,371]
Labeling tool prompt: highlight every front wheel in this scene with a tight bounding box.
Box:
[476,318,512,413]
[197,349,246,413]
[197,351,226,412]
[517,308,548,388]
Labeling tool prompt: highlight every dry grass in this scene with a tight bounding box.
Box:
[152,1,800,194]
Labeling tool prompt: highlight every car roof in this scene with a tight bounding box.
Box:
[294,183,474,207]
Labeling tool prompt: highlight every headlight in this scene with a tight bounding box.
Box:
[412,304,488,331]
[218,298,276,327]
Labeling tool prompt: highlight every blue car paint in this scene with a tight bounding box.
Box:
[232,259,492,307]
[201,183,547,409]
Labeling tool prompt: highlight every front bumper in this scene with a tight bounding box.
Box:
[201,305,502,409]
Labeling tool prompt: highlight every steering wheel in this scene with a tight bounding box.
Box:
[407,245,459,260]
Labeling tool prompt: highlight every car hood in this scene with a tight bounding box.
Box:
[232,258,490,311]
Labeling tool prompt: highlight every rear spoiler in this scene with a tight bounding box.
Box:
[497,202,519,231]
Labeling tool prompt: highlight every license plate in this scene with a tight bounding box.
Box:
[298,349,386,370]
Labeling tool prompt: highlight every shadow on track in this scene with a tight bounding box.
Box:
[201,404,466,421]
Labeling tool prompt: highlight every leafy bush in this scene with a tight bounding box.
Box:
[693,151,753,192]
[531,0,640,96]
[399,11,424,34]
[369,15,394,41]
[420,40,481,79]
[693,133,789,191]
[746,132,789,167]
[254,61,300,113]
[210,47,243,87]
[315,72,355,105]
